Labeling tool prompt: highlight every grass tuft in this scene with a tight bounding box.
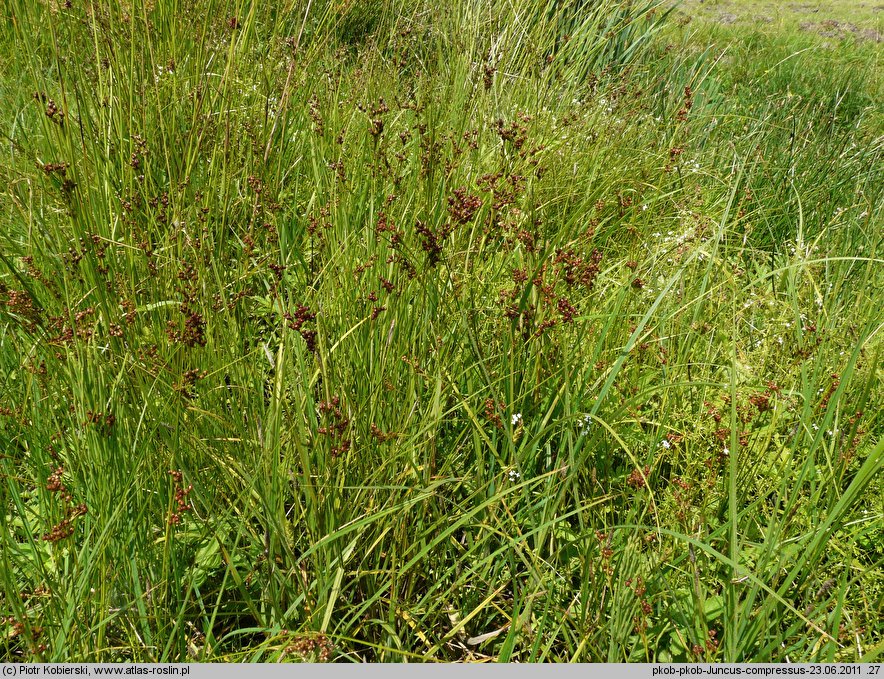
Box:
[0,0,881,662]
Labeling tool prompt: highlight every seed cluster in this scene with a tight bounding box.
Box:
[284,633,333,661]
[168,470,193,526]
[2,615,46,655]
[34,91,65,126]
[1,287,42,332]
[483,398,505,429]
[174,368,208,401]
[595,531,614,576]
[42,504,87,543]
[626,465,651,490]
[85,410,116,435]
[284,304,318,353]
[317,395,351,458]
[41,465,87,543]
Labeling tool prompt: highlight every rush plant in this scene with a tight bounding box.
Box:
[0,0,880,663]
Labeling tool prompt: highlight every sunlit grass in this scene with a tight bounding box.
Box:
[0,0,881,663]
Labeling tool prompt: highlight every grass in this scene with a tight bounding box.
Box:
[0,0,881,663]
[673,0,882,37]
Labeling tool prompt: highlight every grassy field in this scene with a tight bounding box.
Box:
[676,0,881,35]
[0,0,881,663]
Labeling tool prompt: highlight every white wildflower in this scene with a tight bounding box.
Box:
[578,414,592,434]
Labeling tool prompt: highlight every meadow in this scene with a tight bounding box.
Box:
[0,0,881,663]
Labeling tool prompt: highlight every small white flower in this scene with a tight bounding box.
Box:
[723,447,730,455]
[642,204,648,211]
[812,423,819,431]
[777,336,784,345]
[578,414,592,434]
[508,470,521,481]
[661,440,671,449]
[511,413,522,426]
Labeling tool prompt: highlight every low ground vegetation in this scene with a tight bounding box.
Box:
[0,0,881,662]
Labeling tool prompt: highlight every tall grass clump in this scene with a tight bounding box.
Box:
[0,0,881,662]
